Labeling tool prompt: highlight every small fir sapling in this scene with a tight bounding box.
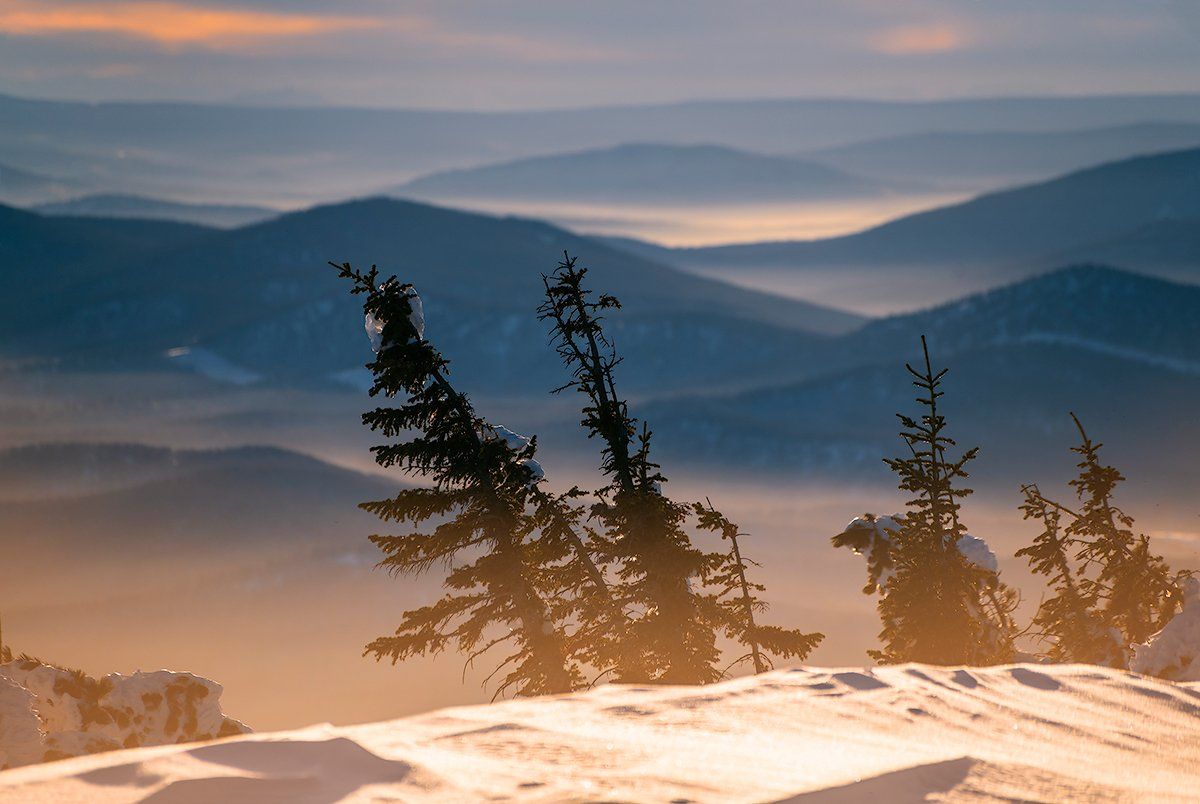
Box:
[1019,414,1187,667]
[694,502,823,674]
[835,337,1016,665]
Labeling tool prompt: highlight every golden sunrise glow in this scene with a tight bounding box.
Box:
[870,22,972,55]
[0,0,373,46]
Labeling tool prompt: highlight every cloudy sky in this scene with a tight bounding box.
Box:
[0,0,1197,109]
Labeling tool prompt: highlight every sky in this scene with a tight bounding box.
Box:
[0,0,1197,109]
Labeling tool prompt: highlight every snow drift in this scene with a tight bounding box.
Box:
[0,659,248,769]
[2,662,1198,802]
[1133,576,1200,681]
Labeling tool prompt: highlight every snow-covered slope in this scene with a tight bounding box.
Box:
[3,663,1198,802]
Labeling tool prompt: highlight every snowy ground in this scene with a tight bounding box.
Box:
[1,663,1198,803]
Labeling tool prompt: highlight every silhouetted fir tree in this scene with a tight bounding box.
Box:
[526,484,635,681]
[334,261,583,697]
[1016,484,1119,664]
[1064,414,1180,647]
[1020,414,1183,664]
[694,502,824,673]
[539,254,722,684]
[852,337,1014,664]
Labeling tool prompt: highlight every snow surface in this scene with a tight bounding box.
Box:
[2,663,1199,802]
[1132,577,1200,681]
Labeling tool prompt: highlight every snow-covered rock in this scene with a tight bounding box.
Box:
[1132,576,1200,681]
[0,659,248,768]
[0,679,42,770]
[2,664,1198,801]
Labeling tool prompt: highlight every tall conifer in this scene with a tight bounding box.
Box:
[539,254,722,683]
[335,262,579,697]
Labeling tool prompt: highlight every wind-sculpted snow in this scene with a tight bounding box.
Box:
[1133,577,1200,682]
[3,663,1199,801]
[0,659,248,769]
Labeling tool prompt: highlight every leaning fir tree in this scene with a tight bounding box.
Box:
[538,254,724,683]
[1016,482,1118,664]
[334,262,582,697]
[840,337,1015,664]
[538,254,823,681]
[1019,414,1183,665]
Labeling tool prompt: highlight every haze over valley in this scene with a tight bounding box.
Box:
[2,4,1200,795]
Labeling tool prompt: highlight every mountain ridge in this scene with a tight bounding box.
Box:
[394,143,904,204]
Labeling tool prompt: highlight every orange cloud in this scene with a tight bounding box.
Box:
[0,1,374,46]
[870,22,972,55]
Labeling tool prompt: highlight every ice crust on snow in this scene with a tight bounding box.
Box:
[0,659,248,768]
[1132,576,1200,681]
[366,284,425,353]
[3,663,1199,802]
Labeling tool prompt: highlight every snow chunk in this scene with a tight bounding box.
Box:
[365,311,385,353]
[836,514,902,592]
[481,425,543,486]
[1132,577,1200,681]
[486,425,531,452]
[837,514,1000,593]
[0,659,249,767]
[956,533,1000,575]
[366,284,425,353]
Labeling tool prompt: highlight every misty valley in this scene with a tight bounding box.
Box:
[1,84,1200,802]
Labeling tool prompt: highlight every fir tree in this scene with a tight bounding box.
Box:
[538,254,722,684]
[843,337,1015,665]
[1016,484,1118,664]
[694,502,824,673]
[1019,414,1183,664]
[1065,413,1180,647]
[334,261,583,697]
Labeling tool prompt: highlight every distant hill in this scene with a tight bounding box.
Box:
[5,92,1200,206]
[802,122,1200,190]
[34,194,279,229]
[0,162,79,205]
[830,265,1200,372]
[0,198,864,392]
[1050,217,1200,271]
[671,147,1200,270]
[394,143,900,204]
[0,443,391,558]
[0,203,213,304]
[643,266,1200,493]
